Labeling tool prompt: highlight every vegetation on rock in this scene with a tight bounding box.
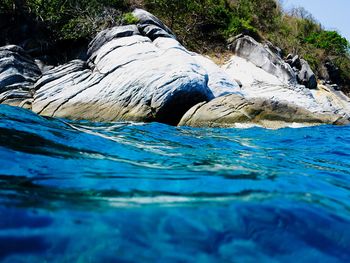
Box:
[1,0,349,93]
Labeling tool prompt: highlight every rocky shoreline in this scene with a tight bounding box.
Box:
[1,9,350,128]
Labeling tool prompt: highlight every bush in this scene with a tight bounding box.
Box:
[305,31,349,56]
[1,0,127,40]
[225,16,257,37]
[0,0,12,11]
[1,0,350,93]
[122,12,139,24]
[144,0,231,48]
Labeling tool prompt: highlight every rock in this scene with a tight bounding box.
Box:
[1,9,349,128]
[34,59,54,73]
[285,55,301,70]
[223,55,350,123]
[312,84,350,115]
[321,61,341,85]
[32,9,240,125]
[292,67,299,73]
[291,55,301,70]
[189,54,242,98]
[179,94,349,129]
[133,8,175,40]
[330,84,340,90]
[297,59,317,89]
[286,54,293,60]
[223,56,319,111]
[228,35,297,85]
[264,40,283,58]
[0,45,41,108]
[87,25,141,62]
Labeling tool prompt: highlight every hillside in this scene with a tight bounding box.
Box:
[0,0,349,94]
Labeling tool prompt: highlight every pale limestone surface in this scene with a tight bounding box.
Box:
[1,9,349,128]
[32,9,240,124]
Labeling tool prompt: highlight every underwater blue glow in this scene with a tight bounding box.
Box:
[0,104,350,262]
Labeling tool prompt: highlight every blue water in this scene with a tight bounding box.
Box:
[0,104,350,262]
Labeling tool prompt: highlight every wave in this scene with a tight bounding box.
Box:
[1,104,350,262]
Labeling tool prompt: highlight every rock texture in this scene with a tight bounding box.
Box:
[296,59,317,89]
[179,94,348,129]
[228,35,297,85]
[223,56,322,112]
[31,9,240,125]
[180,35,350,128]
[0,45,41,108]
[223,36,350,125]
[0,10,349,128]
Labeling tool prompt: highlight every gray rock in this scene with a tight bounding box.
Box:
[291,55,301,70]
[286,54,293,60]
[321,61,341,85]
[330,84,340,91]
[0,45,41,108]
[228,35,297,85]
[133,9,176,40]
[87,25,140,62]
[179,94,349,129]
[223,55,350,122]
[264,40,283,58]
[32,17,240,125]
[297,59,317,89]
[2,10,349,128]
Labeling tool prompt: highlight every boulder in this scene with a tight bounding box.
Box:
[297,59,317,89]
[320,61,341,85]
[0,45,41,108]
[311,84,350,117]
[32,9,240,125]
[223,56,321,111]
[286,54,293,60]
[291,55,301,70]
[223,55,350,125]
[179,94,349,129]
[228,35,297,85]
[1,9,349,128]
[285,55,301,69]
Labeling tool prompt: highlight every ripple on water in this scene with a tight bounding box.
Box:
[0,104,350,262]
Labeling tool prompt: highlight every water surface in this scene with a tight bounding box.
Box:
[0,105,350,262]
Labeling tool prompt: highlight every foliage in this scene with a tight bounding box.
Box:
[122,12,139,25]
[225,16,257,37]
[1,0,350,93]
[144,0,231,49]
[0,0,12,11]
[231,0,282,32]
[1,0,127,40]
[305,31,349,56]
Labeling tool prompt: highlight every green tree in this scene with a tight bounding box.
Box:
[144,0,230,47]
[305,30,349,56]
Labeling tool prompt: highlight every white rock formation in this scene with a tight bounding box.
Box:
[1,10,349,128]
[31,9,240,125]
[222,36,350,123]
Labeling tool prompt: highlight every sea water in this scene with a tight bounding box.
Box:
[0,104,349,262]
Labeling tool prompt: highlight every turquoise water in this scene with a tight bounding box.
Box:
[0,104,350,262]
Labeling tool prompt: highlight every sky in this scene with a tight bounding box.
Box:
[282,0,350,41]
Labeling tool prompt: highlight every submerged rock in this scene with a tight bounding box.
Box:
[0,45,41,108]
